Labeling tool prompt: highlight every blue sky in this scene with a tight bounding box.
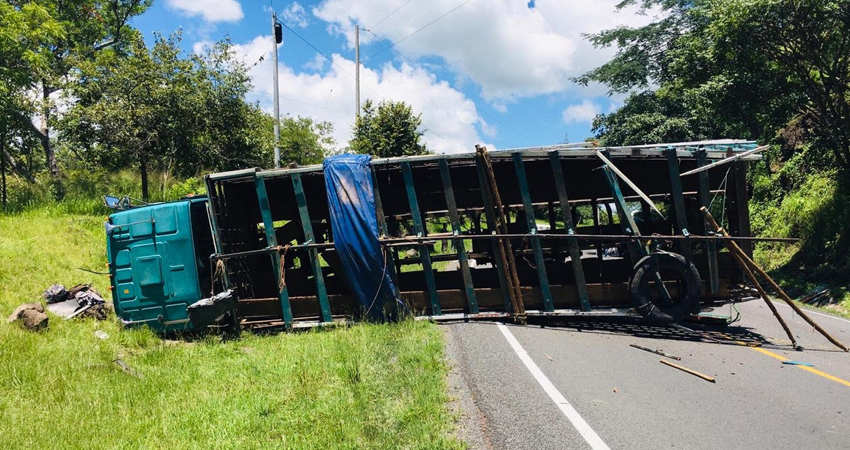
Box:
[131,0,656,153]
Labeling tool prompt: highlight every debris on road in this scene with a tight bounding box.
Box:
[630,343,681,360]
[660,359,716,383]
[799,288,830,306]
[782,360,814,367]
[44,284,112,320]
[8,302,49,331]
[703,208,849,353]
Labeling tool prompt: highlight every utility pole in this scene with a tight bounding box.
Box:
[355,25,360,119]
[272,12,282,168]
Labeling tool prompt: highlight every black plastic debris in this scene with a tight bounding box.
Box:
[43,284,68,304]
[187,290,236,329]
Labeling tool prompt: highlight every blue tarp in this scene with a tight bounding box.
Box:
[323,154,398,319]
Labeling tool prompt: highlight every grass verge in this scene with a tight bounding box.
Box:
[0,209,461,449]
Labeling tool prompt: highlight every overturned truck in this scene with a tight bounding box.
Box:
[106,140,785,332]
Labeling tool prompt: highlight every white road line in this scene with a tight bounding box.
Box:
[497,323,611,450]
[770,300,850,325]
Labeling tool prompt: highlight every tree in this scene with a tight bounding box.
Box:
[279,116,335,166]
[0,2,62,187]
[350,100,427,157]
[579,0,848,170]
[60,33,268,200]
[4,0,150,198]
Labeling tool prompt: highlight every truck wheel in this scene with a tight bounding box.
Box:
[629,251,701,324]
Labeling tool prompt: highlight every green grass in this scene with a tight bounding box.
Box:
[0,209,461,449]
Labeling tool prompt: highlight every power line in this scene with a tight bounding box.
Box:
[277,20,358,84]
[363,28,419,67]
[367,0,475,60]
[367,0,416,32]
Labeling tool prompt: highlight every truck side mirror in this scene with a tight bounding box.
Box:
[104,196,121,209]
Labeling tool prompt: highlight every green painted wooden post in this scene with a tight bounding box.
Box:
[253,175,293,327]
[603,165,673,303]
[549,151,591,311]
[695,150,720,293]
[203,176,225,257]
[475,157,513,312]
[371,169,401,299]
[291,173,332,323]
[513,152,553,311]
[439,159,479,314]
[602,166,645,264]
[204,176,230,288]
[592,198,604,279]
[401,162,441,316]
[665,148,693,261]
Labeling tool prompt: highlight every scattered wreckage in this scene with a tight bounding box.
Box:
[8,283,111,331]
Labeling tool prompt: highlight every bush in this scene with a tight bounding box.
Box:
[1,169,205,216]
[751,158,850,294]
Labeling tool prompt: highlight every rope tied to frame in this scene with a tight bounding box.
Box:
[277,244,290,292]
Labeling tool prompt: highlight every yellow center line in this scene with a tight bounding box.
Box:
[752,347,850,388]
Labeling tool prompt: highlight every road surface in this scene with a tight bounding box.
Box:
[443,300,850,449]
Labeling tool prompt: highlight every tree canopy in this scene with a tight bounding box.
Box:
[60,33,271,200]
[350,100,427,158]
[3,0,151,198]
[580,0,850,170]
[279,116,335,167]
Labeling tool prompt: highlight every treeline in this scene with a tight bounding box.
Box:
[1,1,426,205]
[582,0,850,289]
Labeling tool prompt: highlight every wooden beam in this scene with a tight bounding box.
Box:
[253,175,293,328]
[513,152,553,312]
[476,154,513,312]
[680,145,768,176]
[291,173,332,323]
[696,150,720,293]
[596,151,666,219]
[549,151,591,311]
[401,161,441,315]
[439,159,479,314]
[666,148,693,260]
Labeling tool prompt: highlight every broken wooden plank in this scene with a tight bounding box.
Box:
[660,359,715,383]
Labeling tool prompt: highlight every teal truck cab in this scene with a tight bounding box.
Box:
[106,197,214,332]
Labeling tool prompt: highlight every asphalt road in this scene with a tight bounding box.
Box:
[443,300,850,450]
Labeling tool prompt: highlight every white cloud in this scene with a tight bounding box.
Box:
[192,40,212,55]
[313,0,657,104]
[229,35,489,154]
[303,54,328,71]
[166,0,244,23]
[562,100,601,124]
[282,2,309,28]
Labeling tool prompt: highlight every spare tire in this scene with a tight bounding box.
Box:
[629,251,701,324]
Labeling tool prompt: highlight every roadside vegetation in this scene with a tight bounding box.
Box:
[0,209,461,449]
[581,0,850,315]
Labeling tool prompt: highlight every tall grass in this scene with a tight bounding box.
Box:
[750,155,850,309]
[0,209,461,449]
[1,169,205,216]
